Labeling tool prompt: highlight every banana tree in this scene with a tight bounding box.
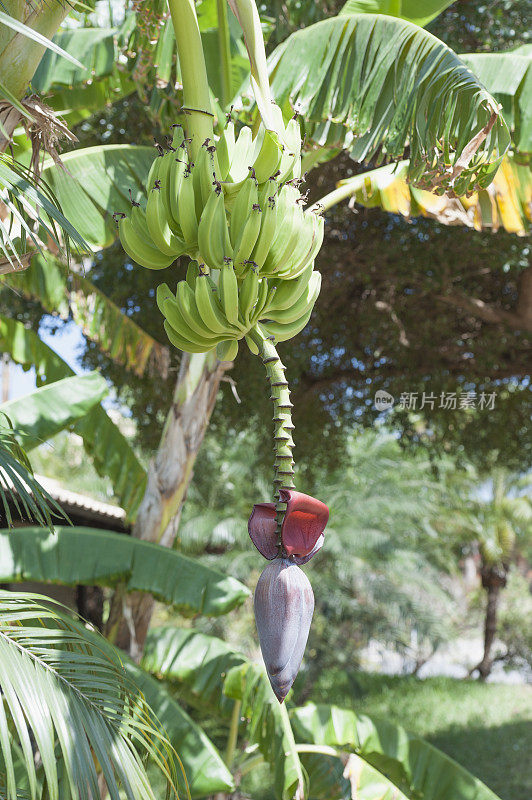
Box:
[0,2,524,796]
[141,624,505,800]
[2,0,517,659]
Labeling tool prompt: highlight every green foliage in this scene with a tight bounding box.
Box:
[0,155,87,268]
[0,527,250,617]
[460,51,532,154]
[142,626,246,716]
[339,0,455,28]
[497,571,532,669]
[225,662,308,800]
[1,372,107,451]
[0,415,63,529]
[268,15,509,193]
[41,145,153,248]
[444,467,532,568]
[0,317,147,516]
[123,657,235,797]
[308,672,532,800]
[0,590,180,800]
[7,253,170,378]
[292,702,502,800]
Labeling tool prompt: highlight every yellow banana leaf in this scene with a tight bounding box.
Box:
[324,156,532,235]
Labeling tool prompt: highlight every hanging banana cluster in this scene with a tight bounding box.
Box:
[117,109,324,359]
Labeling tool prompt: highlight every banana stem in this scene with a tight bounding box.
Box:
[249,326,295,540]
[167,0,214,157]
[216,0,232,110]
[226,0,275,129]
[225,698,241,766]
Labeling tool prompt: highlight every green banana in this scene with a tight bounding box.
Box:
[217,339,239,361]
[262,187,301,275]
[191,145,209,216]
[160,290,222,349]
[186,260,200,289]
[279,117,302,182]
[251,276,269,324]
[233,203,262,275]
[252,191,278,270]
[173,280,221,341]
[228,125,253,183]
[251,128,282,184]
[245,334,260,355]
[265,271,321,324]
[198,190,231,269]
[146,152,163,192]
[164,320,215,354]
[260,304,314,343]
[267,262,315,312]
[119,215,174,270]
[119,106,327,361]
[216,121,235,181]
[230,177,258,246]
[195,274,236,336]
[168,151,187,229]
[178,172,198,247]
[258,177,279,209]
[238,268,259,327]
[219,263,240,327]
[277,213,324,280]
[146,185,186,257]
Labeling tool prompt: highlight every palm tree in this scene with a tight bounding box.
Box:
[447,468,532,679]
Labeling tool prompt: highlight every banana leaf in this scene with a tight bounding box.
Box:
[41,145,154,249]
[268,14,510,194]
[142,625,246,716]
[0,526,250,617]
[339,0,455,28]
[0,316,147,517]
[460,51,532,154]
[1,372,108,451]
[291,703,502,800]
[6,252,169,377]
[325,154,532,235]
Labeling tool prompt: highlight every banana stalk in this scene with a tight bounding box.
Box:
[248,326,295,537]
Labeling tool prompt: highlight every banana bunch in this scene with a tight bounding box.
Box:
[117,104,325,356]
[157,259,321,359]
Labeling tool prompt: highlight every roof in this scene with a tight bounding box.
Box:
[34,475,127,528]
[4,472,129,531]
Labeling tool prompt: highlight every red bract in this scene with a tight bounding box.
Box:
[248,489,328,564]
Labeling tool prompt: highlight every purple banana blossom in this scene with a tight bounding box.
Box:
[248,489,329,563]
[254,558,315,703]
[249,490,329,702]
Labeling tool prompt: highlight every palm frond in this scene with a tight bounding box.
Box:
[0,415,63,530]
[0,154,89,274]
[0,590,180,800]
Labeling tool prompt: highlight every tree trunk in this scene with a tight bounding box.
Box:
[104,352,230,659]
[474,564,507,680]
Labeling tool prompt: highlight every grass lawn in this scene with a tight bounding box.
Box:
[306,672,532,800]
